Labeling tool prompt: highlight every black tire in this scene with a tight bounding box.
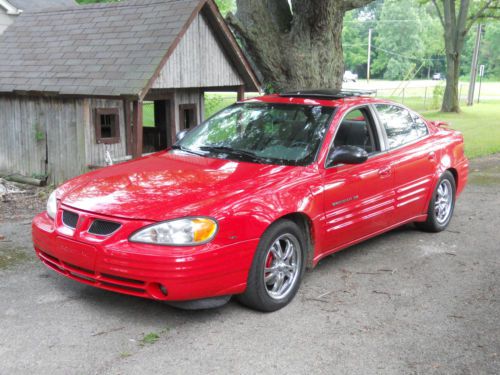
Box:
[416,171,456,232]
[238,219,307,312]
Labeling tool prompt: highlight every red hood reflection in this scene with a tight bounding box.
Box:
[60,151,294,221]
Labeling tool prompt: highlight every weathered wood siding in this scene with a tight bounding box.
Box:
[85,98,127,166]
[0,95,127,184]
[0,95,84,183]
[153,13,243,89]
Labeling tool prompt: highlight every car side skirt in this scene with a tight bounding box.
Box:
[312,214,427,266]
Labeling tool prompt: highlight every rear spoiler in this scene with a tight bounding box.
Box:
[430,120,451,128]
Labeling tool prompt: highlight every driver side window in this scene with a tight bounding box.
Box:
[333,107,380,154]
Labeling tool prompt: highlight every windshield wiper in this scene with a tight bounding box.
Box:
[199,146,266,162]
[171,145,204,156]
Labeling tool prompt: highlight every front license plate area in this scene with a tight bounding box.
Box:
[55,237,97,271]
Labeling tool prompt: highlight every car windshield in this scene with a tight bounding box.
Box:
[175,103,334,166]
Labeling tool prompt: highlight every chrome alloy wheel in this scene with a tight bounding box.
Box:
[435,179,453,224]
[263,234,301,300]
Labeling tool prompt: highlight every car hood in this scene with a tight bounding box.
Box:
[59,151,297,221]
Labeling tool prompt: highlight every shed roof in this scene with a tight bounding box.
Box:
[0,0,259,98]
[8,0,77,12]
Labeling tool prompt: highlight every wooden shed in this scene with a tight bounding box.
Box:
[0,0,260,184]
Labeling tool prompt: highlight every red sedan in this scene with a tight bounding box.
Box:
[32,90,468,311]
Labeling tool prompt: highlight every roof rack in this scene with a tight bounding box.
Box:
[279,89,377,100]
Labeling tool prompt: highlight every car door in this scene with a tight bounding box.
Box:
[321,106,396,252]
[373,104,437,225]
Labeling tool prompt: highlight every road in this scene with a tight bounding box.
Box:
[0,155,499,375]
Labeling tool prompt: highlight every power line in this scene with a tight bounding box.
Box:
[343,44,445,62]
[344,19,423,23]
[371,46,446,62]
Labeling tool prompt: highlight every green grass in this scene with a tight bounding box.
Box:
[423,100,500,159]
[143,102,155,127]
[140,332,160,345]
[381,96,437,112]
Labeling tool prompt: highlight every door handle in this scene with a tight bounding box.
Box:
[428,151,437,162]
[378,166,392,178]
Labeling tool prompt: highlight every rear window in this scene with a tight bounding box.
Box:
[375,104,428,149]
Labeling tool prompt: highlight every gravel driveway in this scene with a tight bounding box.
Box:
[0,156,499,375]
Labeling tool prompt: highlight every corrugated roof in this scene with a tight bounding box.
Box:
[0,0,202,97]
[8,0,77,12]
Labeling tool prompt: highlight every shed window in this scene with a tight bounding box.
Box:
[179,104,197,130]
[95,108,120,144]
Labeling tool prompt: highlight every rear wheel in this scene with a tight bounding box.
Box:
[238,220,306,312]
[416,171,456,232]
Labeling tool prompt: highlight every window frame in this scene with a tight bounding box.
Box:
[324,104,384,169]
[94,108,121,144]
[372,103,430,152]
[179,104,198,131]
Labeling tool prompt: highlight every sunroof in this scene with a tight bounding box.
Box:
[279,89,376,100]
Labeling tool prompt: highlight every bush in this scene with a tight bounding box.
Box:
[432,84,445,109]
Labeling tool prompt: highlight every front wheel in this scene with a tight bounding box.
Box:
[416,171,456,232]
[238,220,306,312]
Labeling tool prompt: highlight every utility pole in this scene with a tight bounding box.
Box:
[467,24,482,106]
[367,28,372,84]
[478,64,485,103]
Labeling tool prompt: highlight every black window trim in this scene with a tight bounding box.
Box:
[324,103,386,169]
[179,103,198,131]
[94,107,121,144]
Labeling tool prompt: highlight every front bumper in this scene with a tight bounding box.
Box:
[32,207,258,301]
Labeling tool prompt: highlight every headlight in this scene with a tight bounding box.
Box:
[129,217,218,246]
[46,190,57,220]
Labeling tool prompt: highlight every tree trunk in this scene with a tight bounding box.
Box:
[227,0,373,92]
[434,0,471,112]
[442,53,461,112]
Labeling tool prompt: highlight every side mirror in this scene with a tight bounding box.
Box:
[326,145,368,167]
[176,130,188,142]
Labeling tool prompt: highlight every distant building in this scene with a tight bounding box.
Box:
[0,0,260,184]
[0,0,76,34]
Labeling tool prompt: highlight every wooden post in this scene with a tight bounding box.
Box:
[123,99,132,155]
[132,100,143,158]
[237,85,245,101]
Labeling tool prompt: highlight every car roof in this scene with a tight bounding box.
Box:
[244,89,387,108]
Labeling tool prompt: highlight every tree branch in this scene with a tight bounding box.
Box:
[342,0,375,11]
[466,0,498,33]
[432,0,445,27]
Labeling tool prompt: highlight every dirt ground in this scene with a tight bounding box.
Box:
[0,155,499,375]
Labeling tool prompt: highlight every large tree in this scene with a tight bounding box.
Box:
[227,0,374,92]
[431,0,500,112]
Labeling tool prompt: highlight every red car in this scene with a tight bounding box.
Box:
[32,90,468,312]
